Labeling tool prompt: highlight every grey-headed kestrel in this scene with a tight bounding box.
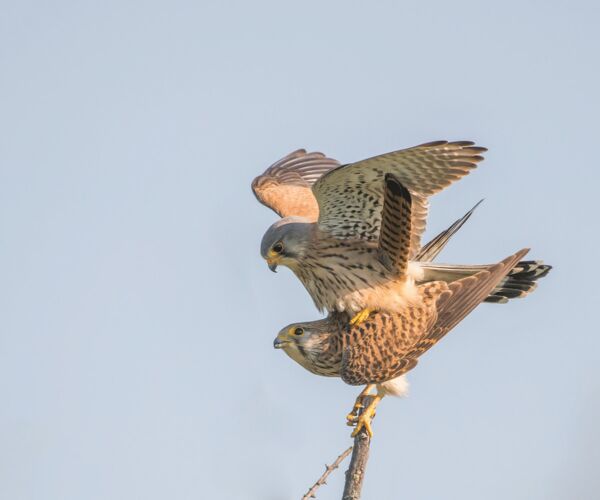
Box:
[253,141,548,323]
[273,248,531,437]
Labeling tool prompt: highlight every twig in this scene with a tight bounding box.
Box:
[342,401,373,499]
[302,446,353,500]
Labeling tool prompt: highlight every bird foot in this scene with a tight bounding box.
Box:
[350,308,374,326]
[346,385,376,423]
[347,395,382,438]
[346,399,365,423]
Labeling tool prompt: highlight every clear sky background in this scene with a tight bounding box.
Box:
[1,1,598,499]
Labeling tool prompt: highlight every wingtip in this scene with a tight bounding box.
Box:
[467,199,485,214]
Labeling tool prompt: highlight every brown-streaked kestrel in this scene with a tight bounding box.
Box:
[273,249,531,437]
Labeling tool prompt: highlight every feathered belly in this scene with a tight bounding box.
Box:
[295,257,421,314]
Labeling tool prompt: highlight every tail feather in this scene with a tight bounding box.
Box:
[419,260,552,304]
[484,260,552,303]
[414,201,551,303]
[430,249,530,336]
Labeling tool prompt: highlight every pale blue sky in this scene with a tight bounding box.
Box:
[1,1,598,499]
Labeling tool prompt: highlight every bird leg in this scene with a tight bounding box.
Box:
[349,393,384,438]
[349,308,374,326]
[346,384,376,423]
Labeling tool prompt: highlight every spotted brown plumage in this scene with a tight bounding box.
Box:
[275,249,529,380]
[340,281,445,386]
[273,249,530,436]
[254,140,485,253]
[311,141,485,256]
[340,249,529,385]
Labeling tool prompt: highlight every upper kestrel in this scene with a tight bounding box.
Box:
[252,141,547,321]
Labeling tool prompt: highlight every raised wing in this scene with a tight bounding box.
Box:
[251,149,340,219]
[377,174,413,276]
[313,141,486,257]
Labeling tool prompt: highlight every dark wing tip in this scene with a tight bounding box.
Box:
[414,140,488,154]
[450,141,488,153]
[384,173,412,202]
[418,140,448,148]
[471,199,485,211]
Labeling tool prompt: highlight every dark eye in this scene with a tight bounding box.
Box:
[294,328,304,336]
[272,242,284,254]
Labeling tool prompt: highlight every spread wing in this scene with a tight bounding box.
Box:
[251,149,340,220]
[312,141,486,257]
[340,249,528,385]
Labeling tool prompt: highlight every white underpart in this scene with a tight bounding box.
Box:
[377,375,409,397]
[336,276,420,314]
[407,261,425,281]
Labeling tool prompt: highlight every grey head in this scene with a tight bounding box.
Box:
[260,216,314,272]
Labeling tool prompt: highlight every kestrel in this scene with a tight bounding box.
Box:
[253,142,547,322]
[253,140,486,322]
[273,248,530,437]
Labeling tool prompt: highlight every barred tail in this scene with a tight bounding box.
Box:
[484,260,552,303]
[418,260,552,303]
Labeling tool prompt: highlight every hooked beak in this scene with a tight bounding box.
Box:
[267,258,278,273]
[273,338,287,349]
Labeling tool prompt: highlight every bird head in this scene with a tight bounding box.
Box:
[260,217,312,272]
[273,319,334,371]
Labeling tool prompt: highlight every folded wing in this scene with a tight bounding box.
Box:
[340,248,528,385]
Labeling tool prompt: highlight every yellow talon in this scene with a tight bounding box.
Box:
[346,404,362,423]
[350,395,383,438]
[346,398,365,422]
[346,384,376,422]
[350,308,374,326]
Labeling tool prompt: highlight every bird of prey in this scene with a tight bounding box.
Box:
[273,248,530,437]
[253,140,487,322]
[253,142,546,323]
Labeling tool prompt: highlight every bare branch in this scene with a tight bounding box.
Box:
[302,446,353,500]
[342,408,373,499]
